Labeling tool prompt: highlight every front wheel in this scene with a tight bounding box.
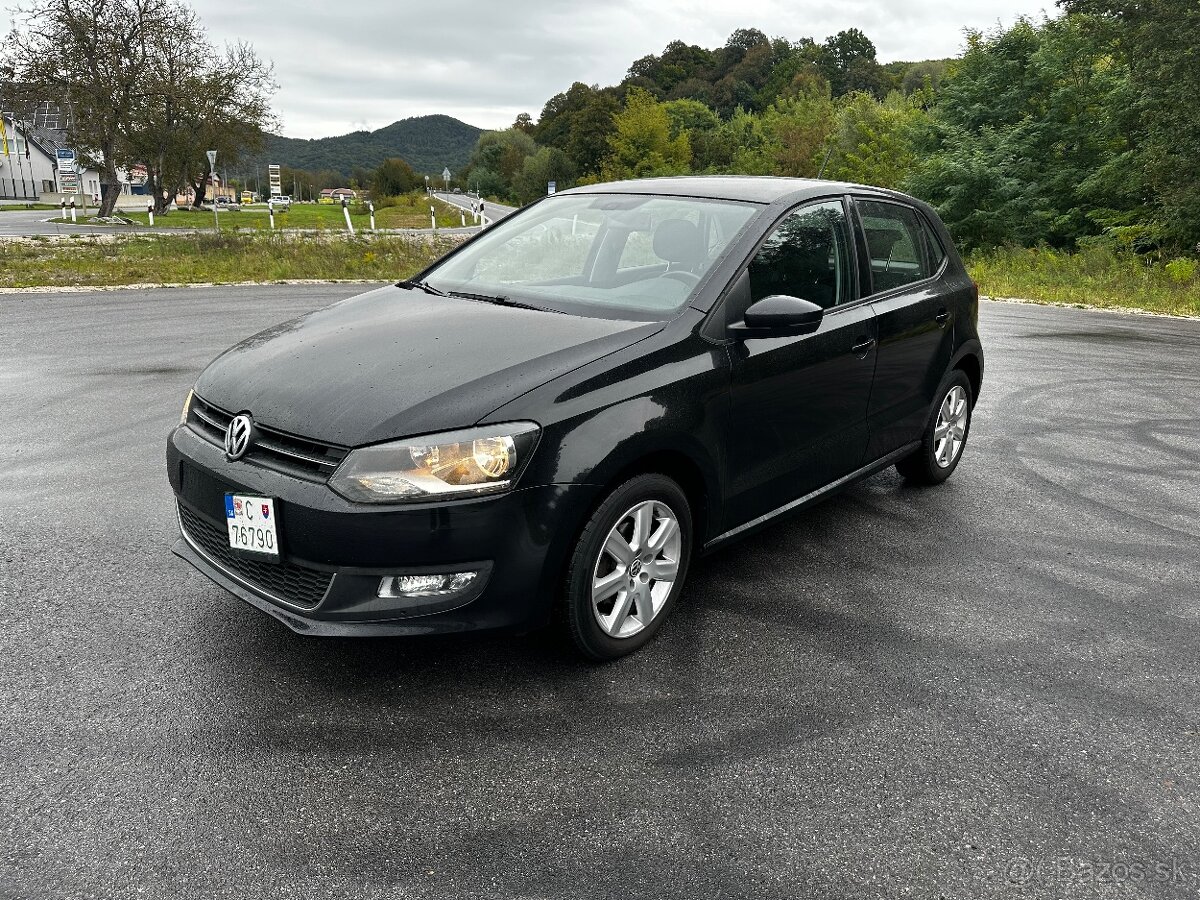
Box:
[896,370,974,484]
[564,474,692,661]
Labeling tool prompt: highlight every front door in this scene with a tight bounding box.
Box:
[724,198,877,529]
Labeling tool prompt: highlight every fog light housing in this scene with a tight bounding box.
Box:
[378,571,478,599]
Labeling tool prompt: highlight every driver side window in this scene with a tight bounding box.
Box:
[747,200,852,310]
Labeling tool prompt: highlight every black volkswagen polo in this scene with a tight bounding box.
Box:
[168,176,984,660]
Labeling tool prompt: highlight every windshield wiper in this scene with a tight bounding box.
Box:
[398,279,448,297]
[447,290,559,313]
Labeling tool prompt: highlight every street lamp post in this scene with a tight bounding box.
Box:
[206,150,218,233]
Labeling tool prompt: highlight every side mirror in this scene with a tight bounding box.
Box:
[728,295,824,338]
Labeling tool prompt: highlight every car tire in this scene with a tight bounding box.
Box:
[896,369,974,485]
[564,474,692,661]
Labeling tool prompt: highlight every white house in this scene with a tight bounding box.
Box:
[1,104,130,205]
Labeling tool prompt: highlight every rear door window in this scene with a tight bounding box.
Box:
[856,200,930,294]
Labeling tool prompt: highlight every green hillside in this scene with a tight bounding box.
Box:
[263,115,483,177]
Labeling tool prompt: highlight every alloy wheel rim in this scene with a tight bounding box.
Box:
[933,385,969,468]
[591,499,682,639]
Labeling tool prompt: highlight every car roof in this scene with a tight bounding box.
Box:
[557,175,901,205]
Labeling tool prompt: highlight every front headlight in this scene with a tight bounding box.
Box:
[328,422,540,503]
[180,389,194,425]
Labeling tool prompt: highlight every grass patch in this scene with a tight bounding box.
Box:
[0,203,64,211]
[968,246,1200,317]
[0,232,461,289]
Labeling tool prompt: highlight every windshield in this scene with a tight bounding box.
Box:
[421,193,760,320]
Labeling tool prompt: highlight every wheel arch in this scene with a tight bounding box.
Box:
[950,341,984,404]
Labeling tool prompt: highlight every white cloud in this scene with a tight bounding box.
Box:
[1,0,1054,138]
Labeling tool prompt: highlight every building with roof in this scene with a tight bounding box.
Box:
[1,103,130,205]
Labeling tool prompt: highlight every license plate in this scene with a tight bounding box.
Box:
[225,493,279,559]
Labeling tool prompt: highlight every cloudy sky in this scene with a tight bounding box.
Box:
[4,0,1054,138]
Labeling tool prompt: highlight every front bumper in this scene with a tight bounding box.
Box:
[167,425,593,636]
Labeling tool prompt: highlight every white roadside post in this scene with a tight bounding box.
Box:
[368,201,375,232]
[206,150,218,234]
[460,211,466,227]
[342,196,354,235]
[268,199,275,230]
[430,205,436,230]
[60,199,65,222]
[69,198,76,223]
[147,200,154,227]
[480,201,487,228]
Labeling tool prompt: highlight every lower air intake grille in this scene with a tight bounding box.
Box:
[178,503,332,609]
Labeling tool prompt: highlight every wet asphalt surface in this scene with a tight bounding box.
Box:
[1,286,1198,899]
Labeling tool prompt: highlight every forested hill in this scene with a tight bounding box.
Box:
[460,9,1199,255]
[264,115,482,177]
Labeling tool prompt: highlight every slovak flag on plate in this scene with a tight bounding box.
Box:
[261,504,270,519]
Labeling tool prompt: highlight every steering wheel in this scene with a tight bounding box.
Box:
[658,270,700,287]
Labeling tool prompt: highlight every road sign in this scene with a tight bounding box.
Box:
[442,167,451,187]
[56,148,76,173]
[57,172,79,193]
[206,150,217,171]
[548,181,556,195]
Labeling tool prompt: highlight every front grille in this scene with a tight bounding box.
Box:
[187,394,350,481]
[178,503,332,609]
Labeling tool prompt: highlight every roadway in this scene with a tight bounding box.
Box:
[1,288,1198,898]
[433,190,517,223]
[0,208,157,236]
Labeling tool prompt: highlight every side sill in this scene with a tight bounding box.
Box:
[703,441,920,552]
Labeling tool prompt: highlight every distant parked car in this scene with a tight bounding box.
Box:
[169,176,984,660]
[215,196,240,210]
[269,195,291,210]
[452,188,462,194]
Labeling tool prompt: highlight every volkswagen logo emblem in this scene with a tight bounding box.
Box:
[224,414,254,461]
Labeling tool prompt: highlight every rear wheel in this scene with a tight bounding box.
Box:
[564,474,692,661]
[896,370,974,484]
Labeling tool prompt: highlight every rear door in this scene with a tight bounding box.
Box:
[723,198,877,529]
[852,197,956,459]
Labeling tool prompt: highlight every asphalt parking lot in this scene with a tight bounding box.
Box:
[2,285,1198,899]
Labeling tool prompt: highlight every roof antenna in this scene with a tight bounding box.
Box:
[817,145,834,179]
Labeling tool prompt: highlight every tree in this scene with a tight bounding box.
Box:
[512,112,535,133]
[762,89,837,177]
[3,0,274,216]
[820,28,887,98]
[129,32,274,212]
[4,0,179,216]
[907,17,1134,249]
[462,128,536,201]
[512,147,576,204]
[372,157,419,197]
[1061,0,1200,251]
[600,88,691,181]
[824,91,925,189]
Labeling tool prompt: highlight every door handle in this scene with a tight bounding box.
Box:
[851,337,876,356]
[934,308,950,326]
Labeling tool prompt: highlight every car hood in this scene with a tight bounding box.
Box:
[194,285,661,446]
